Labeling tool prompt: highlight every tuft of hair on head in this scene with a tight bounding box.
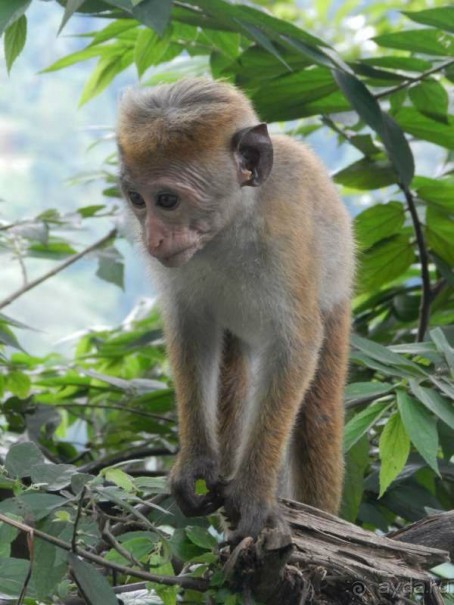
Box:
[117,78,258,162]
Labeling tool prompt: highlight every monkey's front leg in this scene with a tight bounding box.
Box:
[165,311,224,517]
[223,330,322,542]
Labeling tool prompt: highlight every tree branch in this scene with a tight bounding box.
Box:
[0,512,208,592]
[375,59,454,100]
[0,228,117,310]
[400,184,432,341]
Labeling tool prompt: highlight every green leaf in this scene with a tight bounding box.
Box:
[42,46,107,73]
[201,30,240,59]
[344,400,391,452]
[334,157,397,190]
[430,327,454,374]
[0,557,31,598]
[0,324,25,351]
[134,27,171,77]
[351,335,425,375]
[4,15,26,73]
[251,68,337,122]
[0,493,66,522]
[0,0,30,36]
[169,528,206,562]
[58,0,86,33]
[186,526,217,550]
[344,382,395,405]
[333,70,414,186]
[396,390,440,475]
[426,206,454,265]
[195,478,209,496]
[409,381,454,430]
[340,435,369,522]
[354,202,405,250]
[0,520,18,557]
[373,29,454,56]
[415,176,454,212]
[104,468,135,492]
[5,441,45,478]
[6,370,31,398]
[96,246,124,289]
[409,79,449,124]
[403,7,454,34]
[132,0,172,37]
[69,553,119,605]
[393,107,454,149]
[236,20,289,69]
[79,52,133,106]
[356,235,416,293]
[30,463,77,491]
[378,412,410,497]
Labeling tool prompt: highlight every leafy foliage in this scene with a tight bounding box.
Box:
[0,0,453,603]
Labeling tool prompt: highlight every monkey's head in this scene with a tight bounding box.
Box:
[117,79,273,268]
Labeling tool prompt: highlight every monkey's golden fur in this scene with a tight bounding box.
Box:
[117,79,354,540]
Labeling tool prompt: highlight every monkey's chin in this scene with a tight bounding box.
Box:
[157,245,199,268]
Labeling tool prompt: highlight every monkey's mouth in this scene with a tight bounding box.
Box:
[158,244,200,268]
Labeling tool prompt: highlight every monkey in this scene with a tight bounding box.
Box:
[116,78,354,543]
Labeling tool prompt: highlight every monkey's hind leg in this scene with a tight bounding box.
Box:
[288,302,351,514]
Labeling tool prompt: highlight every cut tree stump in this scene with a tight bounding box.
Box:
[223,499,452,605]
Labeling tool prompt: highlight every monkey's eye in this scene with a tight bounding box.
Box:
[156,192,179,210]
[128,191,146,208]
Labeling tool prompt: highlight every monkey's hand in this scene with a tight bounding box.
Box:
[222,486,291,544]
[170,456,225,517]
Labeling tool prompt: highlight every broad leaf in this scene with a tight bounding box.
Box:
[356,235,415,293]
[403,7,454,34]
[132,0,172,37]
[409,79,449,123]
[334,158,397,190]
[354,202,405,250]
[0,557,31,598]
[379,412,410,497]
[396,390,440,475]
[96,246,125,289]
[186,526,217,550]
[415,176,454,212]
[58,0,86,33]
[69,554,119,605]
[333,70,414,186]
[4,15,26,73]
[409,380,454,430]
[426,206,454,265]
[0,0,30,36]
[373,29,454,56]
[344,382,395,405]
[341,435,369,522]
[351,335,425,375]
[5,441,44,478]
[79,52,134,106]
[344,400,391,452]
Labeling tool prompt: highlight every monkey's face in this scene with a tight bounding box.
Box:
[119,155,241,268]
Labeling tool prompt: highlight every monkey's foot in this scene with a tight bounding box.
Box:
[222,494,291,545]
[170,456,225,517]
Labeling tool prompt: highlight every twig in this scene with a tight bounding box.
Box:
[72,487,86,552]
[400,185,432,341]
[375,59,454,100]
[0,228,117,310]
[322,116,433,340]
[79,444,174,473]
[0,512,208,591]
[57,402,175,423]
[103,521,143,568]
[17,531,34,605]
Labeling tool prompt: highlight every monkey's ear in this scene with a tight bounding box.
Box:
[232,123,273,187]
